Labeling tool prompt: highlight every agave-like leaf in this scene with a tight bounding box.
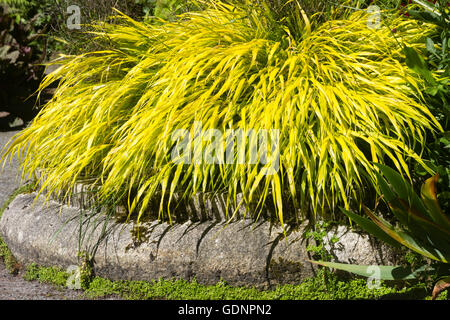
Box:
[431,276,450,300]
[373,169,396,203]
[387,198,450,251]
[364,206,449,263]
[359,164,450,263]
[309,260,434,280]
[340,207,401,249]
[373,163,429,216]
[421,175,450,230]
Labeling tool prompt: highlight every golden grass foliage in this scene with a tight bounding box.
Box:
[2,1,442,225]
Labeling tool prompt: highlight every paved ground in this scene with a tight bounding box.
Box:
[0,129,119,300]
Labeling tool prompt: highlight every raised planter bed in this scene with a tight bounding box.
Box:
[0,191,400,289]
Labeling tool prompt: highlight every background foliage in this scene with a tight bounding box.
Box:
[0,2,49,127]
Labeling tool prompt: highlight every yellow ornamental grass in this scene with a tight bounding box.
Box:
[2,2,442,227]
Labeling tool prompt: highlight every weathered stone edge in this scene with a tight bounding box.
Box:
[0,192,400,289]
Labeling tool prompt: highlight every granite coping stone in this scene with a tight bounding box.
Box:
[0,192,400,289]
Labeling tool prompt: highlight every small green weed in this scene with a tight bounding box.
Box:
[304,221,338,262]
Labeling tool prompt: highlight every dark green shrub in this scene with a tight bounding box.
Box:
[0,4,47,128]
[401,0,450,213]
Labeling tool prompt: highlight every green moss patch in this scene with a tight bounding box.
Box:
[23,263,445,300]
[1,184,447,300]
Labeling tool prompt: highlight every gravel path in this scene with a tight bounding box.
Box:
[0,130,122,300]
[0,261,89,300]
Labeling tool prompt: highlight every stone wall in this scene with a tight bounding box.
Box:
[0,192,400,289]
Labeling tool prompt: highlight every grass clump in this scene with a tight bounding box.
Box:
[1,1,442,227]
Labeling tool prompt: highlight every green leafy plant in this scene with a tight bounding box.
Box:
[403,0,449,125]
[415,131,450,214]
[0,5,47,128]
[1,1,442,227]
[400,0,450,216]
[305,221,338,262]
[150,0,190,20]
[311,163,450,299]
